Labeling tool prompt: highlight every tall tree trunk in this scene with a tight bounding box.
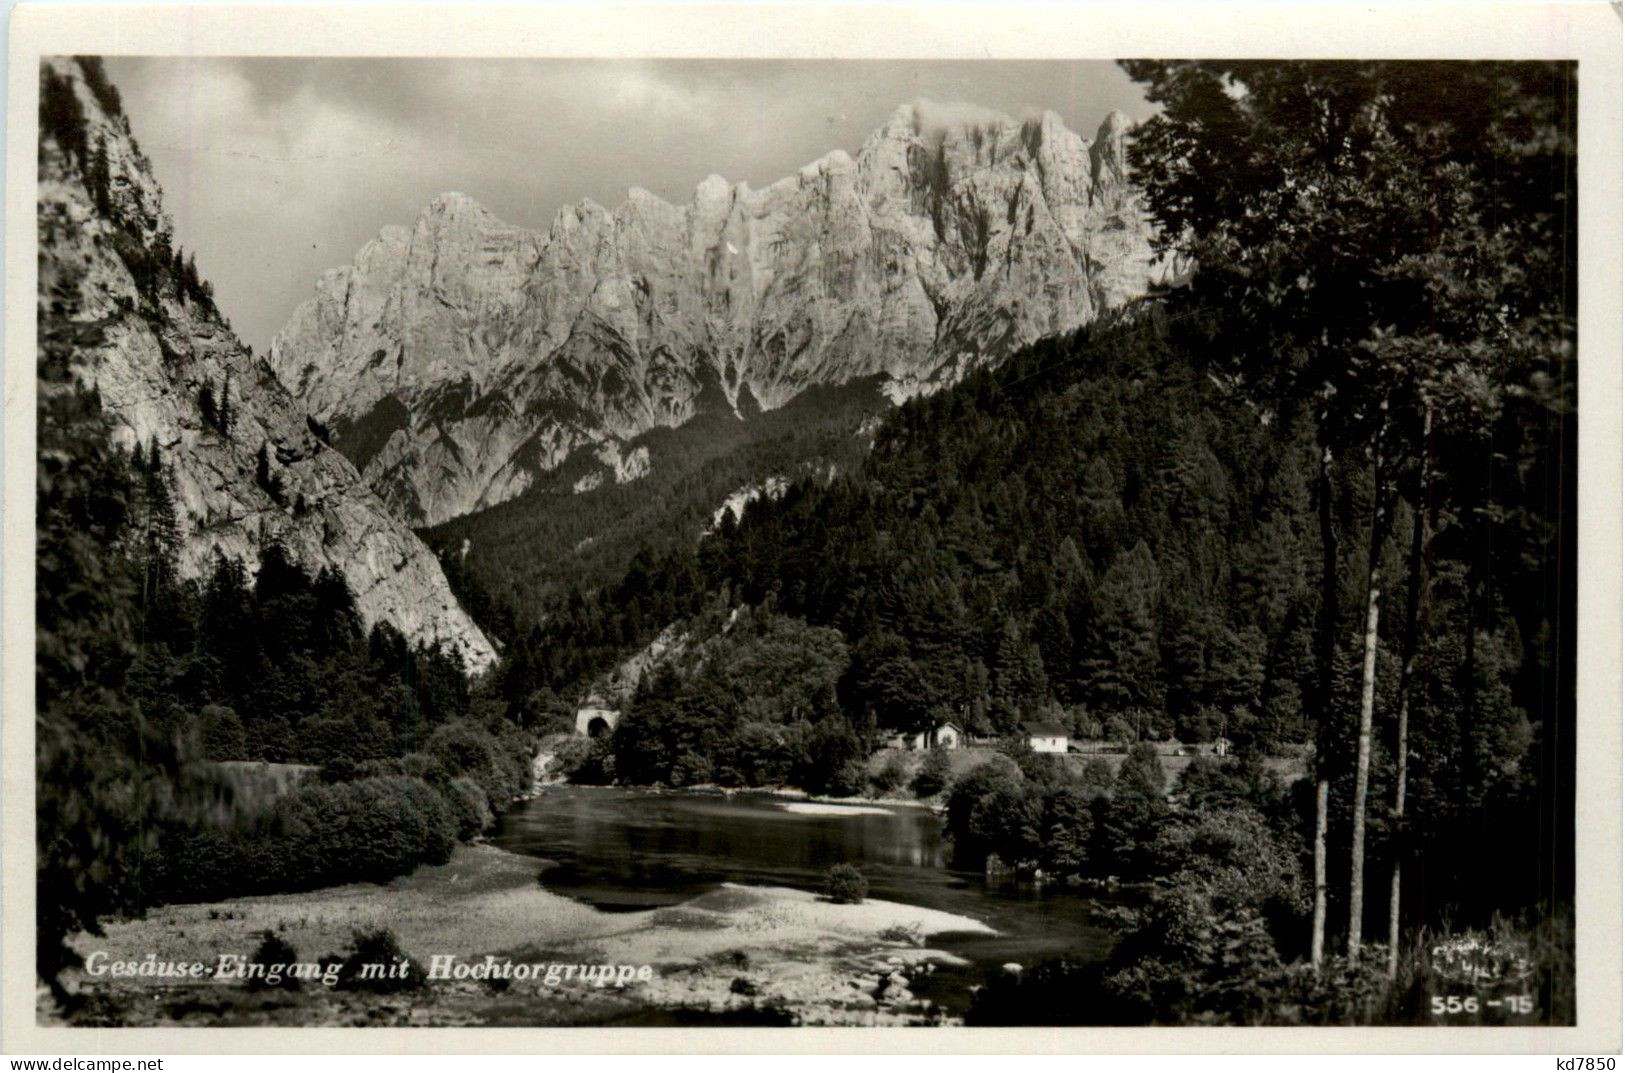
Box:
[1348,437,1390,959]
[1313,777,1330,970]
[1387,404,1434,979]
[1312,441,1339,965]
[1347,571,1381,957]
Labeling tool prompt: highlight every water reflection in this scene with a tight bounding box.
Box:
[493,786,1116,979]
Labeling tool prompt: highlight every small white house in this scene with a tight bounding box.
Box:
[1024,722,1070,754]
[907,721,963,750]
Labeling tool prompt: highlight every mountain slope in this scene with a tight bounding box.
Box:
[271,102,1169,527]
[37,57,495,671]
[423,375,887,636]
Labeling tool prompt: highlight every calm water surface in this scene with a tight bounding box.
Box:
[493,786,1117,1006]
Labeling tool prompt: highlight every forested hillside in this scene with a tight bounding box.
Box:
[424,376,886,641]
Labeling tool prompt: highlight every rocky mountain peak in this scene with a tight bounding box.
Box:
[624,185,670,208]
[271,100,1170,527]
[425,189,486,217]
[799,147,857,178]
[1092,109,1134,186]
[905,98,1016,139]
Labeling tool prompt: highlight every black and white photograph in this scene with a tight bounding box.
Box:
[5,1,1620,1053]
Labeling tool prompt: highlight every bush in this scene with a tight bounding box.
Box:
[944,755,1024,865]
[967,782,1043,872]
[1116,741,1167,799]
[1103,715,1136,747]
[425,720,532,804]
[1174,754,1281,812]
[319,754,357,784]
[1001,741,1070,789]
[870,752,910,795]
[823,863,868,905]
[879,923,924,946]
[401,750,449,783]
[1077,757,1116,800]
[335,927,426,993]
[444,776,493,840]
[825,759,870,798]
[671,749,714,786]
[245,930,301,992]
[570,734,616,785]
[198,704,247,760]
[911,748,954,798]
[548,735,593,781]
[356,757,406,779]
[153,773,466,900]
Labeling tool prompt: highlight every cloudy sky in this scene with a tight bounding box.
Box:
[103,58,1156,353]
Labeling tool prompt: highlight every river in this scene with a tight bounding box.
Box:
[492,785,1118,1015]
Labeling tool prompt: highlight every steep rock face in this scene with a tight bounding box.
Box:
[37,57,496,671]
[272,102,1168,527]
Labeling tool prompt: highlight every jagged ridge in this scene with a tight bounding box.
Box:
[271,100,1171,527]
[37,57,496,671]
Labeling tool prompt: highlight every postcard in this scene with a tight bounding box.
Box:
[4,1,1620,1056]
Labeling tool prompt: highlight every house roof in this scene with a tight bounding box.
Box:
[1023,722,1069,737]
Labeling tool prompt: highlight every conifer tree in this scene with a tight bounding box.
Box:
[1081,541,1161,714]
[198,382,217,430]
[88,135,111,216]
[217,375,232,437]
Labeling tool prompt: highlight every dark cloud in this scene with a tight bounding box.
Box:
[102,58,1152,352]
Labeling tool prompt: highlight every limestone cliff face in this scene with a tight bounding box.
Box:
[37,57,496,671]
[272,102,1169,527]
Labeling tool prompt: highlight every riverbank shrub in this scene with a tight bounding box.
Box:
[870,752,910,795]
[245,930,301,992]
[944,748,1294,882]
[549,736,593,780]
[334,927,426,993]
[824,864,868,905]
[445,776,494,839]
[911,748,953,798]
[824,758,870,798]
[944,756,1024,868]
[427,720,532,807]
[146,774,459,902]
